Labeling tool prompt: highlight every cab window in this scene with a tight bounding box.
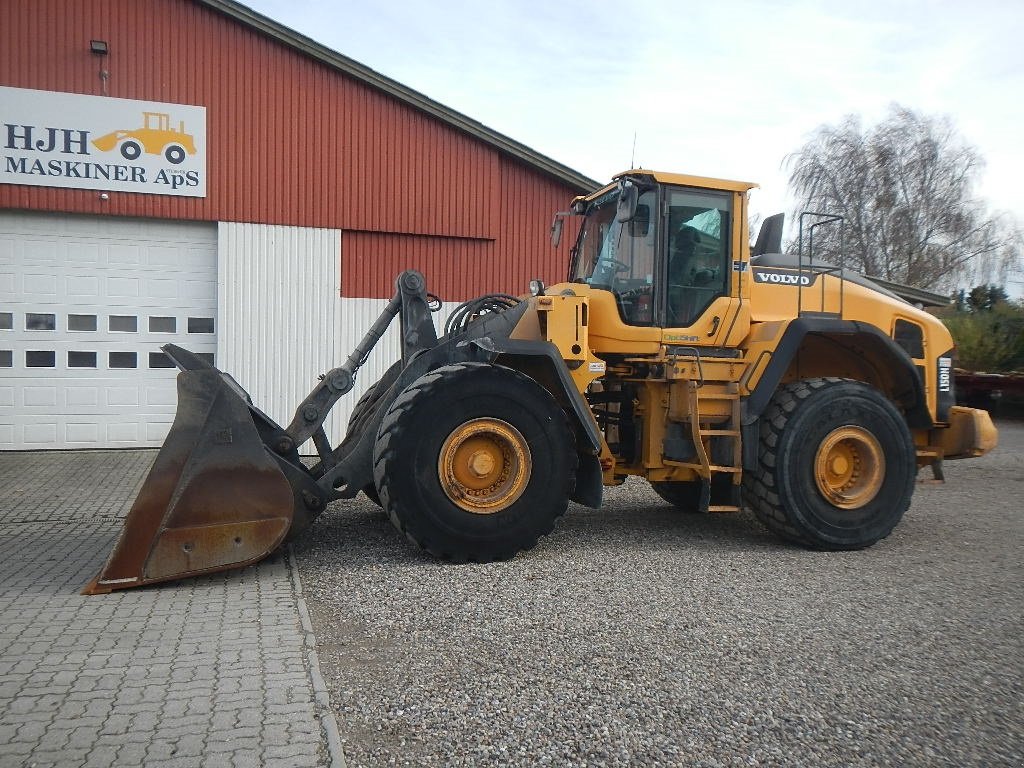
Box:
[666,189,732,327]
[573,188,658,325]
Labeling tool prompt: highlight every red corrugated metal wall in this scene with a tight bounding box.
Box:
[343,159,581,300]
[1,0,584,300]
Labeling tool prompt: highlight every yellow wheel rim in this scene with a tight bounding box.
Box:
[814,426,885,509]
[438,418,531,514]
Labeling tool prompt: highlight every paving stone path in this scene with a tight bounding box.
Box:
[0,449,343,768]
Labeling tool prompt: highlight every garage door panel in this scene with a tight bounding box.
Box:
[147,279,179,299]
[148,246,181,267]
[146,422,172,442]
[65,386,99,408]
[65,423,99,443]
[105,387,140,407]
[67,276,100,296]
[23,423,58,444]
[184,248,216,268]
[109,244,143,265]
[146,385,177,406]
[107,423,140,443]
[0,211,216,449]
[184,280,215,300]
[68,243,100,264]
[23,386,57,407]
[107,277,141,298]
[23,240,61,264]
[24,274,58,295]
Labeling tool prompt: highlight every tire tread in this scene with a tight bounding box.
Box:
[742,377,909,549]
[373,363,576,561]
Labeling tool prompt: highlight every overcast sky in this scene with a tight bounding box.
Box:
[244,0,1022,286]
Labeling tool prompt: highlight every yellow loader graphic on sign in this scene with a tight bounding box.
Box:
[92,111,197,164]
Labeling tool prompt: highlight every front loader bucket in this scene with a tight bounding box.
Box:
[83,367,296,594]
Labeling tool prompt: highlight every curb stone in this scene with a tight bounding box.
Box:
[288,546,347,768]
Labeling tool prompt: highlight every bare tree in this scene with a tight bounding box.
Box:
[787,105,1021,292]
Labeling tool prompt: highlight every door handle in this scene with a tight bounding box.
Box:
[707,315,721,337]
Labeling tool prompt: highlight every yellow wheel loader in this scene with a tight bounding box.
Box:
[84,170,997,594]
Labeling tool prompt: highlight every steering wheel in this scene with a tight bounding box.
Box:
[591,257,630,286]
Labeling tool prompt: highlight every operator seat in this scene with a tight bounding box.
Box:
[668,226,702,325]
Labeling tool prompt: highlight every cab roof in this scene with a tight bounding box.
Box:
[578,169,758,203]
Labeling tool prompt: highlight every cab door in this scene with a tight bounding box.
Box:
[661,186,749,347]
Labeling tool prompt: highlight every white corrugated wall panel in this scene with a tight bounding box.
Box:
[218,223,347,450]
[335,296,460,414]
[218,223,459,453]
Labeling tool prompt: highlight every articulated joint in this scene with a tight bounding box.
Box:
[323,368,353,394]
[399,271,426,294]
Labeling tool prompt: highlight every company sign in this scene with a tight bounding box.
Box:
[1,86,206,197]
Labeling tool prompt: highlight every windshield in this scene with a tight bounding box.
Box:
[571,186,658,324]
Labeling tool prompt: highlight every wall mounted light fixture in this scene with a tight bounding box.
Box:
[90,40,110,95]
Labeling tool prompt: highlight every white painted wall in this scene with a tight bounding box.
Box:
[217,222,460,453]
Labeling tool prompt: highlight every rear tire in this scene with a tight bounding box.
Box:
[742,378,916,550]
[373,363,575,561]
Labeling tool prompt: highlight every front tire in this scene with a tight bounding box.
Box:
[347,362,402,506]
[742,378,916,550]
[373,363,575,561]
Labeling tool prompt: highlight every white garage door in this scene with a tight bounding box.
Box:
[0,211,217,449]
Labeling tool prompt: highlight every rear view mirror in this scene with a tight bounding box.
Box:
[550,214,565,248]
[629,204,650,237]
[615,181,638,223]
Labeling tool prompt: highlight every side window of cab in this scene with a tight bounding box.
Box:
[666,189,731,327]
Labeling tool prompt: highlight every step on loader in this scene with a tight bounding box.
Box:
[84,170,998,594]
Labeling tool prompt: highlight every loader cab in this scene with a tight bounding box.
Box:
[569,172,748,339]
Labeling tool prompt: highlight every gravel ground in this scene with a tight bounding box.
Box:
[293,420,1024,767]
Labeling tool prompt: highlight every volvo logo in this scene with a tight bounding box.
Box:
[752,268,817,287]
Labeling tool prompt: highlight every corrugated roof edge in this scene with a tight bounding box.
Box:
[195,0,601,195]
[868,277,950,308]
